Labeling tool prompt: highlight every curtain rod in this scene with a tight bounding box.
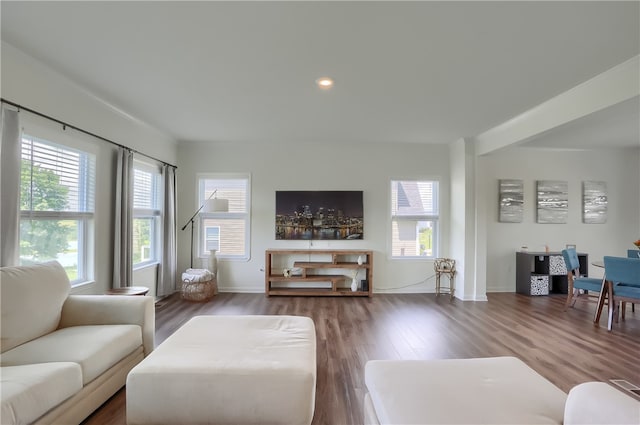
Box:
[1,98,177,169]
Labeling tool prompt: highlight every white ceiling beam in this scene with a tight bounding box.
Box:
[473,55,640,156]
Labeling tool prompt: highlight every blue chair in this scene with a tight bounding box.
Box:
[625,250,639,312]
[561,248,604,312]
[603,256,640,330]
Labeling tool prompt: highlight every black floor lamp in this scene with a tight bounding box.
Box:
[181,189,229,268]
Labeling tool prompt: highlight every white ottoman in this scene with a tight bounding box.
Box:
[126,315,316,425]
[364,356,567,425]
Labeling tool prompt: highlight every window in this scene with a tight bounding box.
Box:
[197,174,250,261]
[390,180,439,258]
[205,226,221,251]
[20,134,96,284]
[133,162,162,267]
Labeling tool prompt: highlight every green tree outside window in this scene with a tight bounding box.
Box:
[20,160,72,261]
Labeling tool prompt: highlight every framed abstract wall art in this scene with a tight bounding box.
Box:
[582,181,607,224]
[536,180,568,224]
[498,179,523,223]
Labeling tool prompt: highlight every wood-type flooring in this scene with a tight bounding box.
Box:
[83,292,640,425]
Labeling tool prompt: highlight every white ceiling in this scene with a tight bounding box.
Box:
[1,1,639,149]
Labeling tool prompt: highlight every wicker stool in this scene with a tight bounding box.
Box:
[181,278,217,302]
[434,258,456,300]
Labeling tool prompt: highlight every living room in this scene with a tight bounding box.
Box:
[3,5,639,299]
[1,2,639,425]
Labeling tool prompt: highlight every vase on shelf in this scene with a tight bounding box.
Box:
[357,255,363,265]
[351,277,358,292]
[208,250,218,279]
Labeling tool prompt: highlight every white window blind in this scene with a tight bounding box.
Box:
[20,134,96,284]
[198,174,251,261]
[132,163,162,267]
[133,167,161,211]
[21,136,95,213]
[390,180,439,258]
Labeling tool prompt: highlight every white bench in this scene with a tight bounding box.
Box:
[126,315,316,425]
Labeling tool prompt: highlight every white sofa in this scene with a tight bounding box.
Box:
[364,356,640,425]
[1,261,155,425]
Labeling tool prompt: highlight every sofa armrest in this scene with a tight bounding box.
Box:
[59,295,155,356]
[564,382,640,425]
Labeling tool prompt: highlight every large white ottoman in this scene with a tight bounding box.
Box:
[364,356,567,425]
[126,315,316,425]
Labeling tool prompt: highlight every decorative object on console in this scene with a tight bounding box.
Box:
[498,179,523,223]
[582,181,607,224]
[351,277,358,292]
[180,189,228,268]
[361,280,369,292]
[350,268,361,292]
[536,180,568,224]
[275,191,363,240]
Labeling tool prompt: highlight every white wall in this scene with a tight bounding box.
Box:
[1,43,177,164]
[177,141,451,293]
[478,146,640,292]
[6,41,636,298]
[2,42,178,294]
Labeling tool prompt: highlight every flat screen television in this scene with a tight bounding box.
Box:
[275,191,363,240]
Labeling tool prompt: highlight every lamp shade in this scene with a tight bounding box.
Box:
[204,198,229,213]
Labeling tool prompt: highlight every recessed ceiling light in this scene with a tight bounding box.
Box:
[316,77,334,90]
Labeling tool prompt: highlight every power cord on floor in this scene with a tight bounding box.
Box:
[374,273,437,291]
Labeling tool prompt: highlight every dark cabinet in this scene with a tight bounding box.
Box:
[516,251,588,296]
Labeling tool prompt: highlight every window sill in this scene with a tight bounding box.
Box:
[70,280,96,292]
[133,262,160,272]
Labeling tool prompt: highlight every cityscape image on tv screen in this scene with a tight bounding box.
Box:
[275,191,363,240]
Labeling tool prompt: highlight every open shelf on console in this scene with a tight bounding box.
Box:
[265,249,373,297]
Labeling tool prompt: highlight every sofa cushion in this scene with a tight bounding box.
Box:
[0,325,142,385]
[1,362,82,425]
[1,261,70,353]
[365,356,567,424]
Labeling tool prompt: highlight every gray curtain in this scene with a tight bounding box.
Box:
[113,147,133,288]
[0,105,21,267]
[157,164,177,296]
